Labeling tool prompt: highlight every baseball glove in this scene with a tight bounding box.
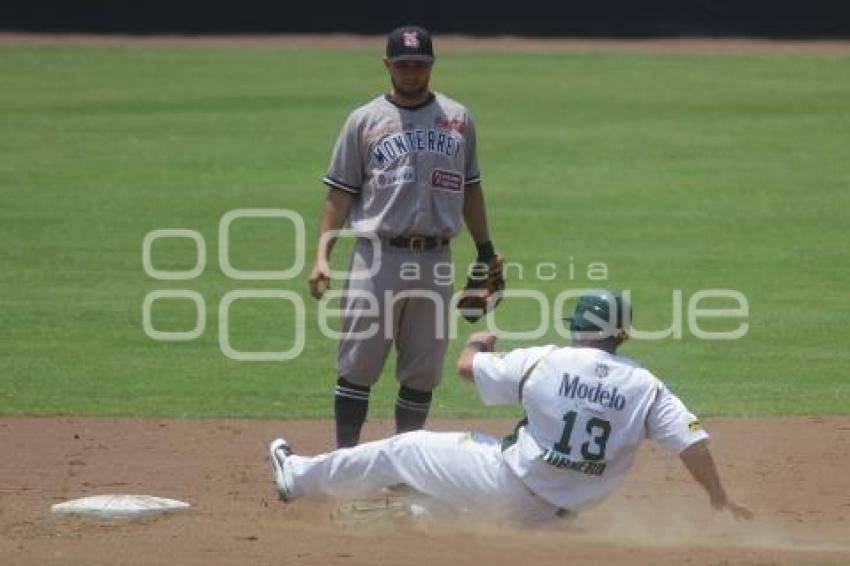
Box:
[456,254,505,323]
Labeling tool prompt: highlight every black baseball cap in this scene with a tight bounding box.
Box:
[386,25,435,63]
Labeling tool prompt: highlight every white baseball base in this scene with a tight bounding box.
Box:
[51,494,190,519]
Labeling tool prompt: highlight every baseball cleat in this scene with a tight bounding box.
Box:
[268,438,295,502]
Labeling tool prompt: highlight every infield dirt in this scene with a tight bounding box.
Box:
[2,417,849,565]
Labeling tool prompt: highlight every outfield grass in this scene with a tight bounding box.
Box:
[1,45,848,418]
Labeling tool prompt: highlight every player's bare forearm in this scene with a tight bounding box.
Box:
[457,331,498,383]
[679,440,753,520]
[680,441,725,503]
[315,188,355,260]
[309,187,355,299]
[462,183,490,244]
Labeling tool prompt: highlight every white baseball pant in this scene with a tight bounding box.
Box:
[285,430,567,526]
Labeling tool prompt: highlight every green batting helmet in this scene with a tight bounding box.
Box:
[566,290,632,335]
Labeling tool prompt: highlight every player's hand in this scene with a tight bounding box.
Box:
[468,331,498,351]
[711,496,754,520]
[308,260,331,300]
[456,255,506,323]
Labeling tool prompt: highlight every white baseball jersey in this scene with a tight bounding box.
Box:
[322,92,481,239]
[473,345,708,511]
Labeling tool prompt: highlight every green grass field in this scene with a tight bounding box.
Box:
[2,45,848,419]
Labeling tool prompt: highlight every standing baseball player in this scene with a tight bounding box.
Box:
[308,25,502,448]
[269,290,752,526]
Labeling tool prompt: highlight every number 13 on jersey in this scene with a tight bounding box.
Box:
[541,411,612,476]
[554,411,612,461]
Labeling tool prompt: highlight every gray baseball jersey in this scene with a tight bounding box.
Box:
[322,92,481,239]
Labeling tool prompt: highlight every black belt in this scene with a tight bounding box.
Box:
[386,235,450,251]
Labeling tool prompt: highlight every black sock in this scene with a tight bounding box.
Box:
[395,386,432,434]
[334,378,370,448]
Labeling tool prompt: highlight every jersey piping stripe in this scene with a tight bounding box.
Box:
[323,176,361,194]
[382,92,437,111]
[518,346,558,402]
[464,175,482,186]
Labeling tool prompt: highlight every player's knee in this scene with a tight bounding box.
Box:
[397,373,442,391]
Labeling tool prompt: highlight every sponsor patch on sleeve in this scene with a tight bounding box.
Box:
[688,420,702,432]
[431,168,463,192]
